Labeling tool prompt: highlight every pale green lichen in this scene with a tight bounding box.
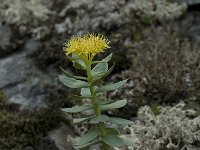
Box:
[131,0,187,22]
[0,0,51,26]
[123,102,200,150]
[57,0,187,33]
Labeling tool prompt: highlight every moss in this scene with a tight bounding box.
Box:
[150,102,160,116]
[127,25,200,104]
[0,89,6,104]
[0,101,63,150]
[134,32,143,42]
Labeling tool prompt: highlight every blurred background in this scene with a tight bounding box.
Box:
[0,0,200,150]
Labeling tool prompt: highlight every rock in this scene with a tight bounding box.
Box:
[0,0,51,26]
[0,52,46,109]
[49,124,74,150]
[55,18,73,34]
[176,0,200,6]
[187,25,200,41]
[0,38,57,109]
[0,23,12,57]
[58,0,186,33]
[23,38,40,56]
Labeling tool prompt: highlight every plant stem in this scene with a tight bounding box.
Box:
[86,62,110,150]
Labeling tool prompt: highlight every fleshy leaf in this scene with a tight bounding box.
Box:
[61,105,92,113]
[73,61,86,70]
[93,64,115,80]
[70,55,86,70]
[69,94,91,101]
[105,128,119,135]
[108,117,133,125]
[67,55,79,61]
[96,79,128,92]
[60,67,87,80]
[100,99,127,111]
[102,135,124,148]
[99,100,114,105]
[92,53,112,64]
[90,115,109,124]
[74,140,99,149]
[81,86,99,97]
[75,129,100,146]
[122,138,134,146]
[59,75,89,88]
[91,62,108,76]
[73,116,93,124]
[102,53,113,62]
[81,87,92,97]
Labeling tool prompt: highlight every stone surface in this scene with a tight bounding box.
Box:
[0,39,58,109]
[187,25,200,41]
[49,124,74,150]
[0,0,51,26]
[176,0,200,5]
[0,23,12,57]
[56,0,186,34]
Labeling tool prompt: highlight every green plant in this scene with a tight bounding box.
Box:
[59,34,134,149]
[0,89,6,104]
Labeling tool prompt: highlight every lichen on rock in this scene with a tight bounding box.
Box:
[57,0,187,34]
[131,0,187,22]
[0,0,51,26]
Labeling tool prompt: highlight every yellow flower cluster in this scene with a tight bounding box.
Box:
[64,34,110,61]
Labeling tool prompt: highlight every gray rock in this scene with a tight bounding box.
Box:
[0,52,47,109]
[0,38,57,109]
[58,0,186,34]
[0,23,12,57]
[23,39,40,55]
[187,26,200,41]
[176,0,200,6]
[49,124,74,150]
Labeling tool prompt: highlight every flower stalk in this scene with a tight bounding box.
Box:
[86,61,110,150]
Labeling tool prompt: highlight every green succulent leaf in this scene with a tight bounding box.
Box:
[102,135,124,148]
[100,99,127,111]
[92,53,112,64]
[61,105,92,113]
[73,116,93,124]
[122,138,134,146]
[59,75,89,88]
[74,140,99,149]
[73,61,86,70]
[93,64,115,80]
[105,128,119,135]
[96,79,128,92]
[99,100,114,105]
[69,94,91,101]
[59,67,87,80]
[108,117,133,125]
[92,62,108,76]
[102,53,113,62]
[68,54,86,70]
[90,115,109,124]
[75,129,100,146]
[81,87,92,97]
[66,55,79,61]
[81,86,100,97]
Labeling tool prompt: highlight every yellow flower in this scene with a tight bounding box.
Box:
[64,34,110,62]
